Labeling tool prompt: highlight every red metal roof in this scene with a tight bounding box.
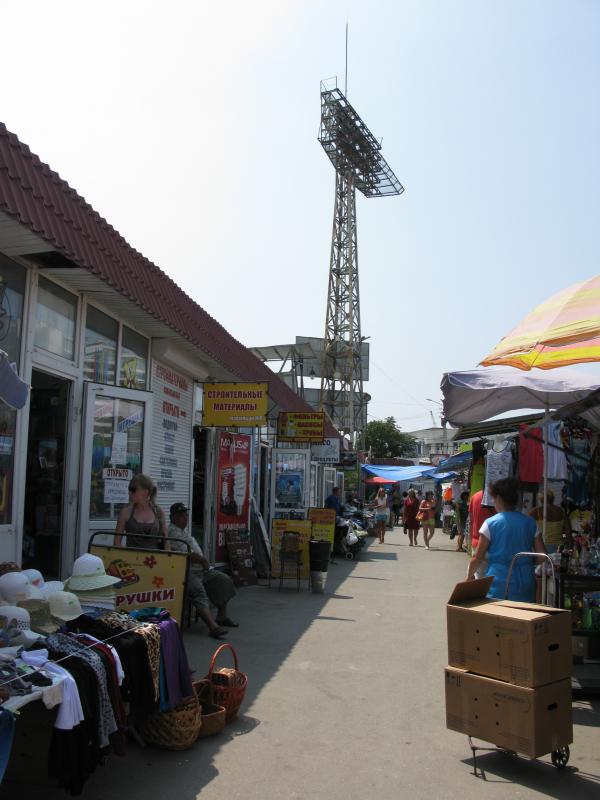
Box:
[0,121,334,427]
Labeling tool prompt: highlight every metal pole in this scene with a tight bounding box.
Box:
[542,404,549,603]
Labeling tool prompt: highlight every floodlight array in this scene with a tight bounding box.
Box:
[318,88,404,197]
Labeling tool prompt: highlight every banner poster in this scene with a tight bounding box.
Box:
[215,431,252,563]
[277,411,324,443]
[270,519,312,579]
[308,508,336,549]
[202,382,268,427]
[90,544,188,623]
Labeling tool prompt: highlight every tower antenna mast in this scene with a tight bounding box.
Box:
[318,74,404,442]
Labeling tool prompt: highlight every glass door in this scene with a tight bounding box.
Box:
[79,383,153,549]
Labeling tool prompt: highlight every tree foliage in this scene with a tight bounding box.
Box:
[364,417,417,458]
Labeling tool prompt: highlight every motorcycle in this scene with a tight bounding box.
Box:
[334,516,368,560]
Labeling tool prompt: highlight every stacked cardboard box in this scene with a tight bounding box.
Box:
[445,577,573,758]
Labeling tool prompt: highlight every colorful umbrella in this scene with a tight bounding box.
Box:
[480,275,600,370]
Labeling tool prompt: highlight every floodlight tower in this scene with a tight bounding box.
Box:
[318,80,404,440]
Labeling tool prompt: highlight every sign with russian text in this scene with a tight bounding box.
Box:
[270,519,312,580]
[311,437,341,464]
[150,360,193,512]
[202,383,268,427]
[90,544,188,623]
[215,431,251,563]
[277,411,324,443]
[308,508,336,549]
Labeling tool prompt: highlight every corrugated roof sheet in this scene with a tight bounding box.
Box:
[0,121,332,427]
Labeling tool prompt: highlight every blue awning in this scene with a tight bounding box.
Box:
[434,450,473,473]
[361,463,449,482]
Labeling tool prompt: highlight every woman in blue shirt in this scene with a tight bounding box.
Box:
[466,478,546,601]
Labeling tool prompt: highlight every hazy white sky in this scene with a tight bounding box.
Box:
[3,1,599,430]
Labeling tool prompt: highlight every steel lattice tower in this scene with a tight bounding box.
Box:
[318,83,404,439]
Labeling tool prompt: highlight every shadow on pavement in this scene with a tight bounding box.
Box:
[460,750,600,798]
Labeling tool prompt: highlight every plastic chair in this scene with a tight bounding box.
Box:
[278,532,303,592]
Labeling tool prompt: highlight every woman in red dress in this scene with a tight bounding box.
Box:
[403,489,420,546]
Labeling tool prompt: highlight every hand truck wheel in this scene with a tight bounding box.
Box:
[551,746,570,769]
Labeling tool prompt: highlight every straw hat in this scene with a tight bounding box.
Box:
[48,591,83,622]
[0,605,43,644]
[41,580,65,599]
[0,571,44,606]
[65,554,120,592]
[22,568,45,589]
[29,601,60,635]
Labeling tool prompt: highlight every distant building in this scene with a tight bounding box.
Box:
[406,427,458,463]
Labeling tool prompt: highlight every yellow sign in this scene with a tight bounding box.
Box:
[277,411,325,443]
[271,519,312,579]
[308,507,336,549]
[202,382,268,427]
[90,544,188,623]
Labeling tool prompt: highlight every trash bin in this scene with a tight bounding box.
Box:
[309,539,331,593]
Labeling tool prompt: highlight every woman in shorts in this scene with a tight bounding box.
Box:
[371,488,389,544]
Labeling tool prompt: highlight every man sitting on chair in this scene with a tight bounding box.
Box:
[168,503,238,635]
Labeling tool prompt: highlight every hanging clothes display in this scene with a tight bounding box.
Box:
[482,444,514,506]
[545,421,568,480]
[518,424,544,483]
[563,420,592,507]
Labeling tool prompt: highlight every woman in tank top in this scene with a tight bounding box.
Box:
[114,474,169,549]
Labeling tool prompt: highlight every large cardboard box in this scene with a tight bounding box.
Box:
[447,578,571,688]
[445,667,573,758]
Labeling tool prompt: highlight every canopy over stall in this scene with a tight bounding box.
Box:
[361,463,456,483]
[441,368,600,429]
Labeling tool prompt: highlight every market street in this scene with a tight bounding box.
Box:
[3,528,599,800]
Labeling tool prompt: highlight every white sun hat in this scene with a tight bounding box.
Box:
[48,591,83,622]
[0,605,43,644]
[65,554,120,592]
[22,568,45,589]
[0,571,43,606]
[41,580,65,599]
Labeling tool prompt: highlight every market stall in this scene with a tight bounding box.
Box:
[440,368,600,693]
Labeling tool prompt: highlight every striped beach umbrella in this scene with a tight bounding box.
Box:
[480,275,600,370]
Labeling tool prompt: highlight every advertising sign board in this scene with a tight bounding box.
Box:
[202,383,268,427]
[215,431,252,562]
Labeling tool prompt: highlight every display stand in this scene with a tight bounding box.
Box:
[555,573,600,696]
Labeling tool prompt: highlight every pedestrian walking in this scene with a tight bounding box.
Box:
[455,491,469,552]
[403,489,420,546]
[418,490,436,549]
[371,487,389,544]
[392,486,403,525]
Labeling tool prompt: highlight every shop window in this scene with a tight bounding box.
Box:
[34,277,77,360]
[84,305,118,384]
[89,396,145,519]
[0,255,26,525]
[120,326,148,389]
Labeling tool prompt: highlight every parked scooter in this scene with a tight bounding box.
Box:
[334,516,367,560]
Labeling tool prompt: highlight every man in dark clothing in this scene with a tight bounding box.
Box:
[325,486,341,515]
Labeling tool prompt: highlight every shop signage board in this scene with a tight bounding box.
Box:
[308,508,335,549]
[202,382,268,427]
[311,437,341,464]
[102,467,132,504]
[215,431,252,563]
[90,543,188,622]
[270,519,312,579]
[150,360,193,512]
[277,411,324,443]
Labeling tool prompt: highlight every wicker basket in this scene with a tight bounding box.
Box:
[193,679,226,738]
[139,695,202,750]
[206,643,248,723]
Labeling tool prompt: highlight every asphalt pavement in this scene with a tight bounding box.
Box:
[3,526,600,799]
